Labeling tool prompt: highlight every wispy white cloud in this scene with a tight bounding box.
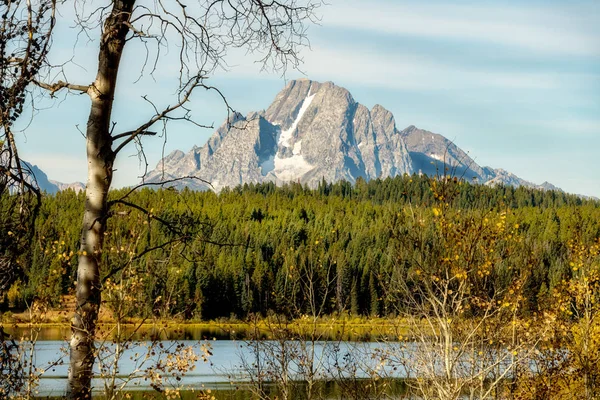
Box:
[322,0,600,57]
[16,0,600,197]
[286,45,588,91]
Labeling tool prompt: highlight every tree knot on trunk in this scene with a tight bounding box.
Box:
[89,82,114,101]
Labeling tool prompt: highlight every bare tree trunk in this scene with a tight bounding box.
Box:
[68,1,134,398]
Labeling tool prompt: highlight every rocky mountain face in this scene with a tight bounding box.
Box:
[145,79,561,193]
[398,126,563,192]
[399,125,493,182]
[145,79,413,191]
[50,180,86,193]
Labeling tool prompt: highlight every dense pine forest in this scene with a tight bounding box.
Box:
[2,175,599,320]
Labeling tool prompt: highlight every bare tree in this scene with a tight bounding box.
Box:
[1,3,58,391]
[0,328,22,397]
[0,0,57,291]
[2,0,320,397]
[380,177,546,400]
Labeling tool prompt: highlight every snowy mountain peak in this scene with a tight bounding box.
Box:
[144,79,563,194]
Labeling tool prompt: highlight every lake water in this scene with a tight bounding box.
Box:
[18,339,409,397]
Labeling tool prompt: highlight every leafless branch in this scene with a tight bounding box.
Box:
[33,79,89,96]
[114,175,213,203]
[102,237,186,284]
[109,199,183,235]
[113,75,205,155]
[0,0,56,292]
[112,130,157,141]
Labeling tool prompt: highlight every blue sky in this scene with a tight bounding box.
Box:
[15,0,600,197]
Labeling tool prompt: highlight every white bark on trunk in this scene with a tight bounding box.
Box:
[68,1,135,398]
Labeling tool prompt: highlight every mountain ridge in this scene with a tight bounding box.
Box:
[23,161,85,194]
[144,79,570,196]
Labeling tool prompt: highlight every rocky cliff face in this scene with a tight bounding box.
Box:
[400,125,493,182]
[145,79,413,190]
[399,126,563,191]
[482,169,564,192]
[144,79,561,193]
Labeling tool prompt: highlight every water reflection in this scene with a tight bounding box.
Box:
[6,324,237,341]
[20,339,409,397]
[6,323,383,341]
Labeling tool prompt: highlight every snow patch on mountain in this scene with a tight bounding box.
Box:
[143,78,574,196]
[273,152,314,181]
[430,153,444,162]
[278,89,315,148]
[267,87,316,182]
[293,141,302,155]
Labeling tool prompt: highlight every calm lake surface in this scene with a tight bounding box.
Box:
[21,339,408,397]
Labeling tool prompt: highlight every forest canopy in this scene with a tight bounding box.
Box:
[2,174,599,320]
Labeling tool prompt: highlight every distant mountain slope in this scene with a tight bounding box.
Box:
[145,79,564,194]
[399,125,493,182]
[399,126,563,192]
[145,79,413,191]
[23,161,84,194]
